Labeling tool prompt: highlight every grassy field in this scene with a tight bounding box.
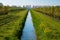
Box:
[30,9,60,40]
[0,9,28,40]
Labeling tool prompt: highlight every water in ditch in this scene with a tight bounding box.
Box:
[21,11,36,40]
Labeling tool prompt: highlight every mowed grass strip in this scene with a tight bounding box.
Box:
[30,10,60,40]
[0,9,28,40]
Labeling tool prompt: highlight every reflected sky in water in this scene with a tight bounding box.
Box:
[21,11,36,40]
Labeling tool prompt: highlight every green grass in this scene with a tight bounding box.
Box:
[30,9,60,40]
[0,9,28,40]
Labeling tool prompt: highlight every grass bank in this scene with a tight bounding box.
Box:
[0,9,28,40]
[30,9,60,40]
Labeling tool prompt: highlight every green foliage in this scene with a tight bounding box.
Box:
[31,10,60,40]
[33,6,60,19]
[0,6,8,15]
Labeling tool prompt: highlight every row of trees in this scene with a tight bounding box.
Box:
[0,3,23,15]
[34,6,60,19]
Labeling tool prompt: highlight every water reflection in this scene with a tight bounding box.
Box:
[21,11,36,40]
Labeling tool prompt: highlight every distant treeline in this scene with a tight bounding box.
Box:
[0,6,25,15]
[33,6,60,19]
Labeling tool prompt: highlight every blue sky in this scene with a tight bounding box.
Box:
[0,0,60,6]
